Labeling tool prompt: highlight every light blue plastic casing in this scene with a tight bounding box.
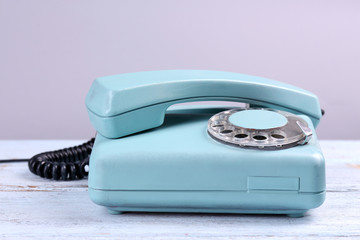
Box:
[86,70,325,217]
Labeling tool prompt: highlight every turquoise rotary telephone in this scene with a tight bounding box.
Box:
[85,70,325,217]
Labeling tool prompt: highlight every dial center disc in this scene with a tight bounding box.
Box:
[228,109,288,129]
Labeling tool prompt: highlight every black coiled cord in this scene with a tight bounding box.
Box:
[28,138,95,180]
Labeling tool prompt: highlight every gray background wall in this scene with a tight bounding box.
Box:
[0,0,359,140]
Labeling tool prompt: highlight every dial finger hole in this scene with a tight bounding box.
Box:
[271,134,285,139]
[253,135,267,141]
[220,129,233,134]
[234,133,248,139]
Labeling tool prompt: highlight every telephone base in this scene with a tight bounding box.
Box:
[88,108,325,217]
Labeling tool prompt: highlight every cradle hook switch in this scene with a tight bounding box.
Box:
[296,120,313,145]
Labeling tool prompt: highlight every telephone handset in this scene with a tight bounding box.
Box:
[86,70,322,138]
[84,70,325,217]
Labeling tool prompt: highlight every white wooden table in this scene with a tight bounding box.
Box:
[0,140,359,239]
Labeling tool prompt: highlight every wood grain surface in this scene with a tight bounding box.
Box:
[0,140,359,239]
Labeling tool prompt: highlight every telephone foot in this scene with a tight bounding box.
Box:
[107,208,123,215]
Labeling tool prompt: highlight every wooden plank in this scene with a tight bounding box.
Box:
[0,140,359,239]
